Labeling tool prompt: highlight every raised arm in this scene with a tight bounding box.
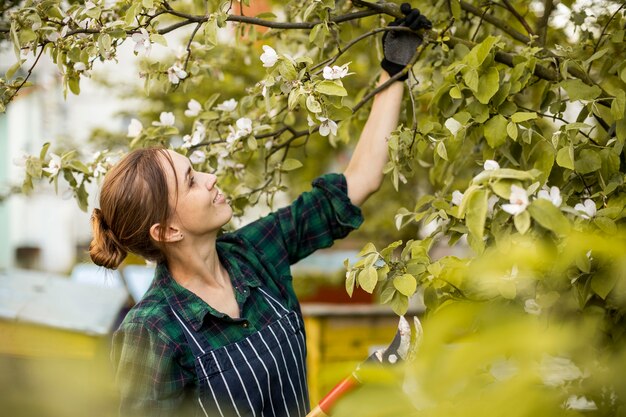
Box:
[343,4,431,207]
[344,71,404,207]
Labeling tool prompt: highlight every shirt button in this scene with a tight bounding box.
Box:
[242,321,249,328]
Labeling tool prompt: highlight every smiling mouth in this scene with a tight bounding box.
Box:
[213,190,223,204]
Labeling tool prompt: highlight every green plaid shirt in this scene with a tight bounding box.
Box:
[111,173,363,417]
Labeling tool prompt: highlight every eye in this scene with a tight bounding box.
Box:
[189,176,195,187]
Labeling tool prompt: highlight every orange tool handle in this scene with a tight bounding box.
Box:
[307,374,360,417]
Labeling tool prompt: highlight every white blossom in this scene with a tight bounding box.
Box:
[167,64,187,84]
[93,162,108,178]
[540,355,583,387]
[444,118,463,135]
[323,64,350,80]
[215,98,238,112]
[575,199,596,219]
[483,159,500,170]
[184,99,202,117]
[260,45,279,67]
[42,153,62,176]
[73,62,87,72]
[182,122,206,148]
[317,116,338,137]
[502,185,529,215]
[127,118,143,137]
[189,150,206,164]
[537,185,562,207]
[12,151,29,167]
[307,115,316,127]
[524,299,542,315]
[236,117,253,136]
[85,1,97,10]
[451,190,464,206]
[132,28,151,55]
[226,118,253,145]
[152,112,175,127]
[564,395,597,411]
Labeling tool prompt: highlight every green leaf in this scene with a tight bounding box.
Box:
[380,240,402,261]
[68,77,80,95]
[484,114,508,148]
[345,270,356,297]
[281,158,302,171]
[204,17,218,46]
[358,242,377,257]
[466,35,499,68]
[393,274,417,297]
[358,266,378,294]
[436,141,448,160]
[306,95,321,113]
[380,285,396,304]
[39,142,50,160]
[574,149,601,174]
[556,145,575,170]
[611,90,626,120]
[591,272,618,299]
[449,86,463,99]
[594,216,617,234]
[561,79,601,101]
[465,188,488,244]
[6,59,25,79]
[473,168,538,185]
[315,81,347,96]
[475,67,500,104]
[464,69,479,92]
[390,292,409,315]
[511,112,537,123]
[506,121,518,141]
[142,0,154,8]
[528,199,570,235]
[25,158,42,179]
[514,210,531,234]
[150,33,167,47]
[278,60,297,80]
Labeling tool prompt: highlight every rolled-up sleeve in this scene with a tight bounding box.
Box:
[235,173,364,268]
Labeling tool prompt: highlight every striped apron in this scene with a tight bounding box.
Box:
[169,287,310,417]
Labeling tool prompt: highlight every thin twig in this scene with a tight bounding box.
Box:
[182,22,203,72]
[500,0,535,36]
[460,0,531,44]
[5,46,46,106]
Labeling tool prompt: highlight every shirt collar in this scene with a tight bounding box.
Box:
[156,242,261,331]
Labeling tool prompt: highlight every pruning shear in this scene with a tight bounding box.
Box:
[306,316,424,417]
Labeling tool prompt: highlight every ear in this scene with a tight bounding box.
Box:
[149,223,183,243]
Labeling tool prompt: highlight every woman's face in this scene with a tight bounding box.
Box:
[161,150,233,238]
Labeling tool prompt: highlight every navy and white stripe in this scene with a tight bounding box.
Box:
[169,286,309,417]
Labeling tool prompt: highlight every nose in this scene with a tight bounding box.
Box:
[206,173,217,190]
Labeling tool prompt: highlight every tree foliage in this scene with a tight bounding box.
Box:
[3,0,626,415]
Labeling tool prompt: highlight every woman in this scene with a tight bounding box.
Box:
[91,6,430,417]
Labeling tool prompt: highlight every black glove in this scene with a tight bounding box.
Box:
[381,3,432,80]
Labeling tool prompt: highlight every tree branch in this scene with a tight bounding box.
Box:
[500,0,535,36]
[460,1,531,44]
[536,0,555,47]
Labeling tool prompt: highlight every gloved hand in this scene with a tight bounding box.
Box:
[381,3,432,80]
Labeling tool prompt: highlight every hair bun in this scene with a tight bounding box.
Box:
[89,208,127,269]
